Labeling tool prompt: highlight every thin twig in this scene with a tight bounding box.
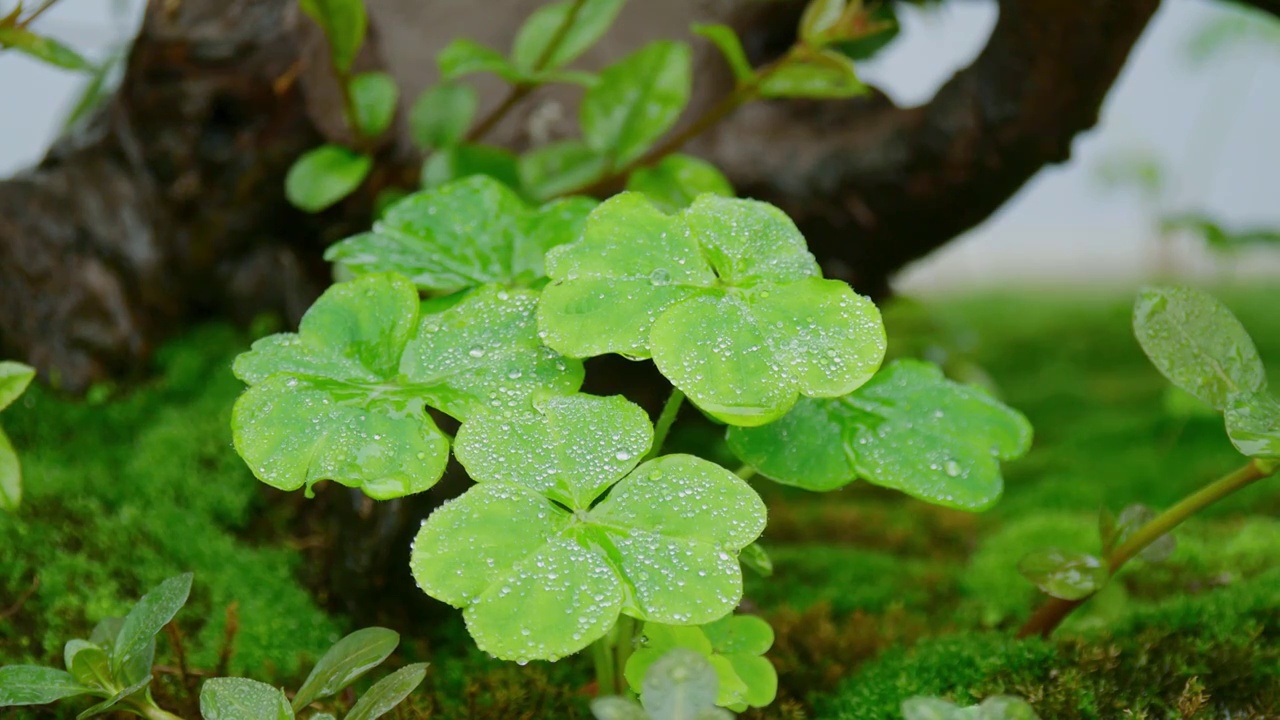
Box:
[465,0,588,143]
[162,621,193,697]
[0,574,39,620]
[215,601,240,677]
[17,0,61,28]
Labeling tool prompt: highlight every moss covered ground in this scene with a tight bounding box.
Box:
[1,284,1278,719]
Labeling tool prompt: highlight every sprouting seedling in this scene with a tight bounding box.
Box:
[625,615,777,712]
[409,393,766,663]
[902,694,1040,720]
[0,574,426,720]
[593,648,734,720]
[324,175,598,294]
[1018,286,1279,638]
[727,359,1032,510]
[537,192,887,427]
[0,574,192,719]
[202,626,427,720]
[0,360,35,512]
[231,272,583,500]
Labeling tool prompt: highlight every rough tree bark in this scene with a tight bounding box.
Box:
[2,0,1275,618]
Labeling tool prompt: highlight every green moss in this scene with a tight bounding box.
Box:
[0,325,340,686]
[815,568,1280,720]
[745,545,955,616]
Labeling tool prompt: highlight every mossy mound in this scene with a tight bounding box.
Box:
[0,326,339,684]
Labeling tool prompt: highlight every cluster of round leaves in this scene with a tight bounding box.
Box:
[625,615,777,712]
[410,393,766,663]
[231,176,1037,673]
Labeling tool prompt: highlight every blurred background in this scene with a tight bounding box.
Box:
[2,0,1277,291]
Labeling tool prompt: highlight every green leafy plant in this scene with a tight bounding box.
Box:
[0,360,34,511]
[0,573,426,719]
[592,648,734,720]
[233,0,1034,712]
[0,1,91,71]
[1018,286,1279,638]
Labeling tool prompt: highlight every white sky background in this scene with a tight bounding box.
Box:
[0,0,1277,291]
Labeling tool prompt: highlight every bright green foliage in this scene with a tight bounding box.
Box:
[799,0,847,43]
[738,543,772,577]
[292,628,399,711]
[625,155,734,212]
[1132,286,1266,410]
[299,0,367,72]
[111,573,192,682]
[285,145,372,212]
[0,666,92,707]
[325,176,596,292]
[200,678,293,720]
[0,360,33,511]
[625,615,777,711]
[691,25,752,81]
[759,48,865,99]
[344,663,429,720]
[1016,549,1107,601]
[349,72,399,137]
[411,393,765,663]
[520,140,608,200]
[0,574,191,716]
[0,26,90,70]
[1225,391,1280,458]
[902,695,1040,720]
[410,83,478,150]
[581,41,692,168]
[728,360,1031,510]
[232,273,581,499]
[539,193,885,426]
[438,0,621,85]
[438,39,522,83]
[512,0,625,73]
[421,144,522,190]
[1160,213,1280,253]
[595,649,733,720]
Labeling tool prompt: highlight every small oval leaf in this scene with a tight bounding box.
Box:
[343,663,428,720]
[581,41,692,167]
[349,72,399,137]
[285,145,372,213]
[200,677,293,720]
[291,628,399,711]
[410,82,478,150]
[0,666,94,707]
[1225,392,1280,459]
[1017,549,1108,601]
[1132,286,1266,410]
[110,574,192,684]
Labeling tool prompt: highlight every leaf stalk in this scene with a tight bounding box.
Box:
[1017,457,1276,639]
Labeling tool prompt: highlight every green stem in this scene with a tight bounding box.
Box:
[644,388,685,461]
[1017,458,1276,639]
[562,49,794,198]
[735,464,757,481]
[590,633,617,697]
[611,615,638,695]
[465,0,587,143]
[127,699,186,720]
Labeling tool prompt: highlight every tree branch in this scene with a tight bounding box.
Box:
[703,0,1162,297]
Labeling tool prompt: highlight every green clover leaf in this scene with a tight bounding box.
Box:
[410,393,766,663]
[625,615,777,712]
[232,273,582,500]
[325,176,596,293]
[726,360,1031,510]
[538,193,885,426]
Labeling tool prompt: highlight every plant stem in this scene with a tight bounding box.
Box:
[1017,458,1277,639]
[735,465,757,481]
[127,700,186,720]
[17,0,60,28]
[466,0,588,143]
[590,634,617,697]
[564,51,792,198]
[643,388,685,461]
